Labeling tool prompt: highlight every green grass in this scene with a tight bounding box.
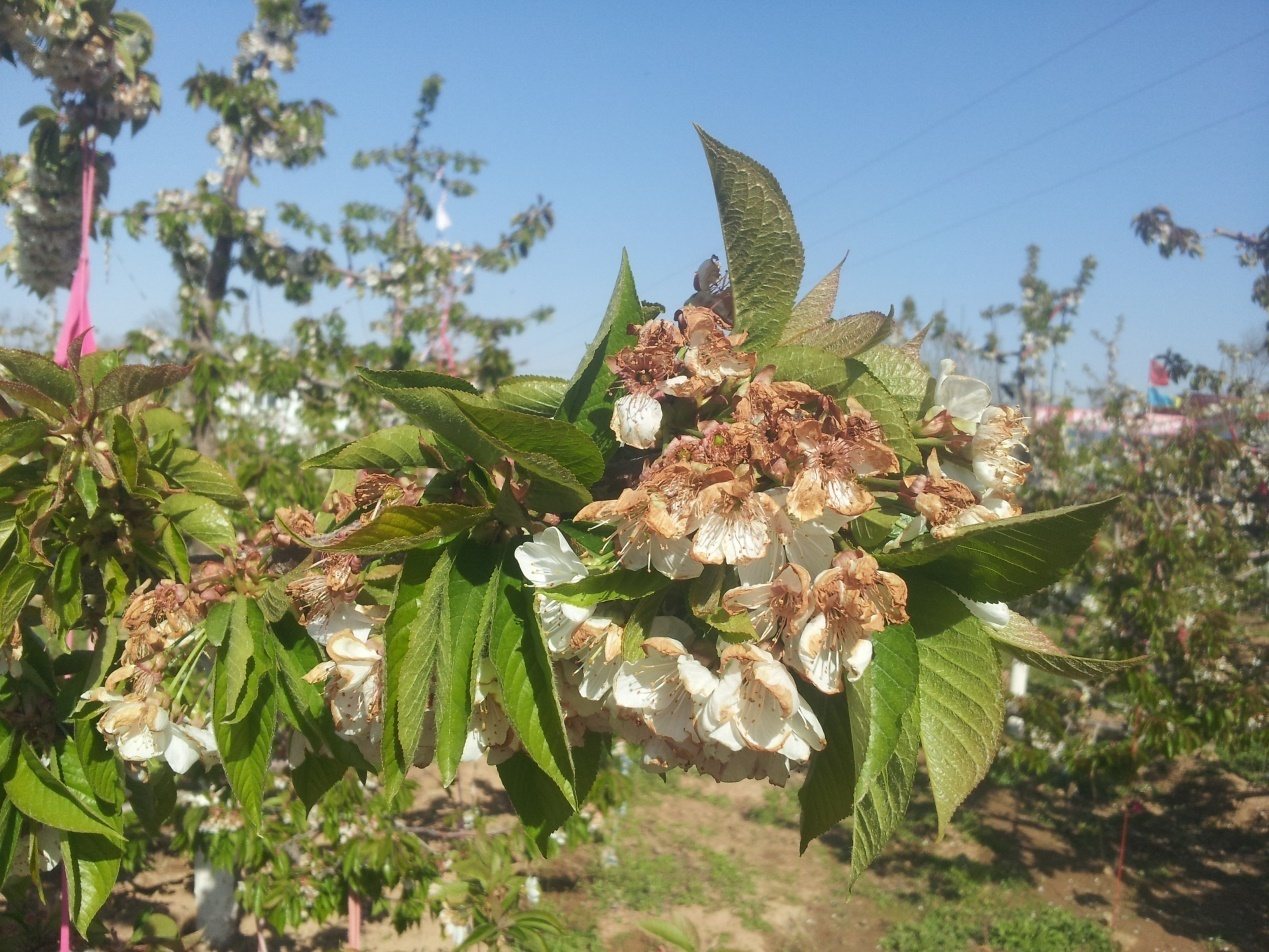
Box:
[988,907,1119,952]
[588,841,767,929]
[880,903,1118,952]
[744,786,801,828]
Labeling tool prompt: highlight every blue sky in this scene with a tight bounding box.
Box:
[2,0,1267,400]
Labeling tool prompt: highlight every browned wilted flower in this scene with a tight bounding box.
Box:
[662,307,756,400]
[904,450,1019,540]
[786,414,899,523]
[354,472,423,513]
[691,471,783,566]
[121,580,205,664]
[788,549,908,693]
[286,554,363,624]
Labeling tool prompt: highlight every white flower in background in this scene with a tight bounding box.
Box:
[612,621,714,743]
[516,526,597,652]
[515,526,587,586]
[305,601,375,647]
[570,616,625,702]
[82,689,219,773]
[463,658,517,764]
[933,359,992,427]
[610,392,663,449]
[737,488,846,585]
[523,875,542,906]
[303,629,383,747]
[722,562,813,647]
[954,593,1011,630]
[697,644,823,759]
[34,827,62,872]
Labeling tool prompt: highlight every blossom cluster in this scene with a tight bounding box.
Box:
[3,151,85,297]
[508,308,1031,784]
[292,307,1032,787]
[83,579,222,774]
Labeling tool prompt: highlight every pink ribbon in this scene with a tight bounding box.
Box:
[54,141,99,367]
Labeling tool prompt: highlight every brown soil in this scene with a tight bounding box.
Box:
[20,752,1266,951]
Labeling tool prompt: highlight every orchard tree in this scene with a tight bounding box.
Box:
[331,74,555,384]
[977,245,1097,414]
[1133,205,1269,313]
[0,0,161,298]
[105,0,335,453]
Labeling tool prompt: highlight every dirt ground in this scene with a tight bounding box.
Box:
[76,749,1267,952]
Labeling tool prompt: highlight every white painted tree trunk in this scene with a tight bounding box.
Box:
[1009,659,1029,697]
[193,852,238,948]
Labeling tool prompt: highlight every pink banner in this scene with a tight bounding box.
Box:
[54,143,98,367]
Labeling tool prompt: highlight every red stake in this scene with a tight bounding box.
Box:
[348,892,362,949]
[60,866,71,952]
[1111,799,1145,930]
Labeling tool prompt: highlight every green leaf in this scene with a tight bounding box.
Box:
[0,418,47,458]
[490,554,576,805]
[843,360,921,465]
[448,392,604,487]
[705,606,759,642]
[497,731,606,853]
[212,648,276,831]
[58,818,122,934]
[111,414,140,491]
[77,350,124,388]
[878,497,1121,602]
[161,447,247,508]
[760,344,850,396]
[540,569,671,607]
[784,259,844,341]
[52,542,84,631]
[75,464,99,518]
[365,382,498,468]
[853,344,933,419]
[302,426,437,471]
[55,743,122,938]
[638,918,700,952]
[138,407,188,439]
[0,347,77,406]
[1,742,123,842]
[125,764,176,838]
[219,598,266,721]
[696,127,804,350]
[0,560,44,640]
[556,251,644,458]
[856,623,919,792]
[0,377,65,418]
[93,362,190,413]
[357,368,478,394]
[493,376,568,417]
[0,800,22,888]
[786,311,895,360]
[268,614,371,780]
[909,585,1005,837]
[381,547,450,798]
[160,493,237,550]
[315,503,491,556]
[798,686,855,851]
[622,590,666,662]
[436,541,504,785]
[988,612,1144,681]
[848,686,920,889]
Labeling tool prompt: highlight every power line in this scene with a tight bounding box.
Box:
[640,0,1164,298]
[808,26,1269,248]
[838,98,1269,270]
[796,0,1164,204]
